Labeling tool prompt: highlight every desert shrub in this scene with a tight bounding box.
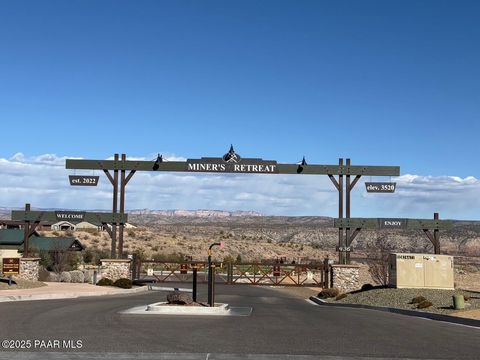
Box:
[361,283,374,292]
[48,272,60,282]
[318,288,340,299]
[113,278,132,289]
[365,234,394,286]
[38,268,59,282]
[417,300,433,309]
[409,296,427,304]
[69,270,85,283]
[38,267,51,282]
[37,249,53,271]
[335,293,348,301]
[96,278,114,286]
[60,271,71,283]
[82,249,110,265]
[127,229,136,237]
[82,250,94,264]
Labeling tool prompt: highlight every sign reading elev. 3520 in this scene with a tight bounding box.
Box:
[365,182,396,193]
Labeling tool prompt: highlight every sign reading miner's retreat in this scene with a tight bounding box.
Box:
[66,146,401,263]
[2,258,20,275]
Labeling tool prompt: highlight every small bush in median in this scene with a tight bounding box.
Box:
[335,293,348,301]
[318,288,340,299]
[360,283,374,292]
[417,300,433,309]
[96,278,114,286]
[113,278,132,289]
[409,296,427,304]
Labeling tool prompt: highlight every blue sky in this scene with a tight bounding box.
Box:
[1,1,480,218]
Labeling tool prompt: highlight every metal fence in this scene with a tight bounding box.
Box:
[132,259,329,288]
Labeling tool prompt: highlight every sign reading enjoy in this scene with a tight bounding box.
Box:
[379,218,406,229]
[186,146,278,174]
[55,211,86,222]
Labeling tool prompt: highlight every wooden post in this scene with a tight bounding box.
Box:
[118,154,126,258]
[111,153,119,259]
[23,203,31,258]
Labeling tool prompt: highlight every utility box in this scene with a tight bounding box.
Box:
[389,253,454,290]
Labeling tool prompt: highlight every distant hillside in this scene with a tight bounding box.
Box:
[0,207,262,219]
[128,209,263,217]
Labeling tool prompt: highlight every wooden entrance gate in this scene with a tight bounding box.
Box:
[132,259,330,288]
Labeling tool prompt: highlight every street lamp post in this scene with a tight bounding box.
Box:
[207,242,224,307]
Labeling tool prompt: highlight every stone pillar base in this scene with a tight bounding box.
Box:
[16,258,41,281]
[100,259,131,282]
[331,264,361,293]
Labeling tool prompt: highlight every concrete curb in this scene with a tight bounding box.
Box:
[121,302,253,316]
[309,296,480,328]
[0,285,148,303]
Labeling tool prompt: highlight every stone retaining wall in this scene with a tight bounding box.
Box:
[100,259,131,282]
[16,258,40,281]
[331,264,361,293]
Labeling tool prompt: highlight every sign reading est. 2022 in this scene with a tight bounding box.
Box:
[186,146,278,174]
[69,175,99,186]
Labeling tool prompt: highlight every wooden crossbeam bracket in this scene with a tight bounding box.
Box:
[347,228,362,246]
[103,169,115,186]
[348,175,362,192]
[328,175,340,191]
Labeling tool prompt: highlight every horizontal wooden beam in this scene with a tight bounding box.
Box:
[11,211,128,224]
[66,159,400,176]
[333,218,453,230]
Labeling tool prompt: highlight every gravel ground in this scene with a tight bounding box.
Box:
[0,279,46,290]
[323,287,480,315]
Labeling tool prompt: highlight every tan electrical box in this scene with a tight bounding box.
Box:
[389,253,454,290]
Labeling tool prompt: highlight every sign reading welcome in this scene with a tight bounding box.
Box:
[55,211,86,222]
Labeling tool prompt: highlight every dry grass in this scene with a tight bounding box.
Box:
[0,279,46,290]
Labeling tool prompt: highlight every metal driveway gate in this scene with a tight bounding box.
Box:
[132,259,330,287]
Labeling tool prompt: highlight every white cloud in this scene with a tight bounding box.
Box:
[0,154,480,219]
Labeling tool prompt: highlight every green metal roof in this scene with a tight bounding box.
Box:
[0,229,84,251]
[0,229,38,246]
[20,237,85,252]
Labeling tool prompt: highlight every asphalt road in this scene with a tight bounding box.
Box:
[0,284,478,359]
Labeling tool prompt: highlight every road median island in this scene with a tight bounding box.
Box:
[309,286,480,328]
